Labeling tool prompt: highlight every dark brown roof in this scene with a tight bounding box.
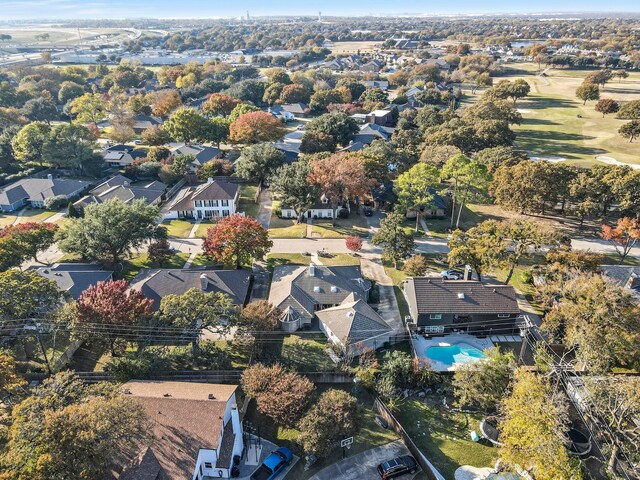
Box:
[119,448,169,480]
[405,278,519,315]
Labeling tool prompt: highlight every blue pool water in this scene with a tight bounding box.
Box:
[425,343,485,366]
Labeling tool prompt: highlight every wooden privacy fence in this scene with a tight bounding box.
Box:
[374,397,446,480]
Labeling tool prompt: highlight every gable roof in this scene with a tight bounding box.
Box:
[132,114,163,130]
[76,175,166,207]
[35,263,113,299]
[133,268,252,309]
[0,177,89,206]
[168,179,240,212]
[316,298,392,346]
[404,279,519,315]
[269,264,371,321]
[601,265,640,294]
[170,143,223,166]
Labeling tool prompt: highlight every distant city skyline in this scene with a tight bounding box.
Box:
[2,0,640,20]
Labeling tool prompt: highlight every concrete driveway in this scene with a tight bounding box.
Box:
[308,440,419,480]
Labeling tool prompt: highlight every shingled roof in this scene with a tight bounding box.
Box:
[168,179,239,212]
[404,279,519,315]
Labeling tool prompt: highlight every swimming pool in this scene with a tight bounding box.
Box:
[425,343,485,366]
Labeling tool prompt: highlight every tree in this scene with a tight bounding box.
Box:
[149,89,182,116]
[269,160,320,223]
[11,121,51,165]
[237,300,280,353]
[359,87,388,104]
[141,124,171,145]
[447,220,505,281]
[0,270,63,326]
[617,99,640,119]
[262,82,285,105]
[601,217,640,264]
[306,112,359,147]
[613,69,629,83]
[541,273,640,373]
[228,103,260,122]
[568,171,600,227]
[309,88,346,113]
[224,79,265,104]
[158,289,237,351]
[453,347,515,411]
[584,376,640,475]
[501,219,558,285]
[70,93,107,123]
[241,363,314,427]
[200,117,230,147]
[57,199,164,266]
[58,81,84,105]
[0,353,25,395]
[197,158,234,179]
[2,372,147,480]
[345,235,363,254]
[394,163,439,232]
[500,369,580,480]
[371,211,415,268]
[203,214,272,268]
[299,131,336,154]
[108,113,135,144]
[492,161,555,215]
[229,111,285,144]
[44,123,102,175]
[146,145,171,163]
[0,234,23,272]
[203,93,241,117]
[402,255,429,276]
[619,119,640,143]
[308,153,376,225]
[147,239,173,266]
[163,107,206,143]
[75,279,153,354]
[595,98,619,117]
[169,153,194,177]
[298,389,362,457]
[279,83,310,104]
[235,143,285,185]
[21,97,58,123]
[0,222,58,264]
[576,82,600,105]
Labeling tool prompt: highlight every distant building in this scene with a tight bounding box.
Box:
[0,174,89,212]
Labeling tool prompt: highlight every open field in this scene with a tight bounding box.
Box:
[0,26,128,46]
[328,40,381,54]
[493,63,640,167]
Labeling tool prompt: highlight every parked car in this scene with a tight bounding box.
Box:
[363,205,373,216]
[250,447,293,480]
[377,455,418,479]
[440,269,464,280]
[296,124,306,130]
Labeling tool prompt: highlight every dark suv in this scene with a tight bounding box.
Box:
[377,455,418,479]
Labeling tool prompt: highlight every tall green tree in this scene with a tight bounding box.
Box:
[43,123,102,175]
[501,219,558,285]
[0,270,63,328]
[371,211,415,268]
[57,199,164,266]
[447,220,505,281]
[394,163,439,232]
[163,107,207,143]
[70,92,107,123]
[11,121,51,165]
[442,153,491,228]
[235,143,285,186]
[305,112,359,147]
[269,160,320,223]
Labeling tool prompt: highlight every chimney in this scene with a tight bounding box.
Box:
[199,273,208,291]
[207,177,214,184]
[464,265,473,281]
[309,264,315,277]
[47,174,53,181]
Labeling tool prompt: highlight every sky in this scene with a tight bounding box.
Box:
[1,0,640,19]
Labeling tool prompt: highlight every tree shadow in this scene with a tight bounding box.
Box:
[520,118,561,126]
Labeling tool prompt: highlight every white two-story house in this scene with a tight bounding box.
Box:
[120,380,244,480]
[165,178,240,220]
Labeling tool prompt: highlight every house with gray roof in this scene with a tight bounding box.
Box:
[169,143,224,172]
[131,268,252,311]
[600,265,640,298]
[75,175,166,208]
[132,114,163,134]
[0,174,89,212]
[353,123,395,145]
[315,294,392,355]
[165,178,240,220]
[403,278,520,335]
[269,264,371,325]
[35,263,113,300]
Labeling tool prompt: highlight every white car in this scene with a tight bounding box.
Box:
[440,269,464,280]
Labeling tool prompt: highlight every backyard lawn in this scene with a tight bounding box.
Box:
[244,385,399,480]
[238,184,259,218]
[266,253,360,271]
[310,215,370,238]
[395,398,498,479]
[161,219,194,238]
[263,334,336,372]
[120,252,190,281]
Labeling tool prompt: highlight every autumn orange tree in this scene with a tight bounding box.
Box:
[203,214,272,268]
[75,280,154,355]
[601,217,640,264]
[0,222,58,264]
[308,153,376,226]
[229,111,285,144]
[202,93,242,117]
[345,235,363,254]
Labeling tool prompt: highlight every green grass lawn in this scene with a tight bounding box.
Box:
[238,184,259,218]
[189,254,216,268]
[310,215,370,239]
[15,208,58,223]
[244,385,399,480]
[161,219,195,238]
[263,334,336,372]
[194,220,215,238]
[266,253,360,271]
[268,202,308,237]
[120,252,190,281]
[395,398,498,480]
[0,214,17,227]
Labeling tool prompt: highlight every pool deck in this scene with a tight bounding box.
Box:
[411,334,494,372]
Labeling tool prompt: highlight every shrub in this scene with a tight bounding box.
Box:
[105,349,171,382]
[44,195,68,211]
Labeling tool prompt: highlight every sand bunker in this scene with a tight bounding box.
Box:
[595,155,640,170]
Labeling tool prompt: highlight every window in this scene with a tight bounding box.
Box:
[497,314,511,318]
[429,314,442,320]
[204,462,212,469]
[424,325,445,333]
[212,200,219,207]
[195,200,202,207]
[222,210,230,217]
[221,200,229,207]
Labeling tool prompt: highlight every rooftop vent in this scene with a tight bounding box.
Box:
[457,292,465,299]
[123,388,131,394]
[347,311,354,318]
[208,394,216,400]
[163,393,171,397]
[309,264,316,277]
[314,286,321,293]
[330,286,338,293]
[199,273,208,291]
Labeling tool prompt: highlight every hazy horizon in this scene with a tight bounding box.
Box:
[2,0,640,20]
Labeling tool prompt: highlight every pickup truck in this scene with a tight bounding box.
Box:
[250,447,293,480]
